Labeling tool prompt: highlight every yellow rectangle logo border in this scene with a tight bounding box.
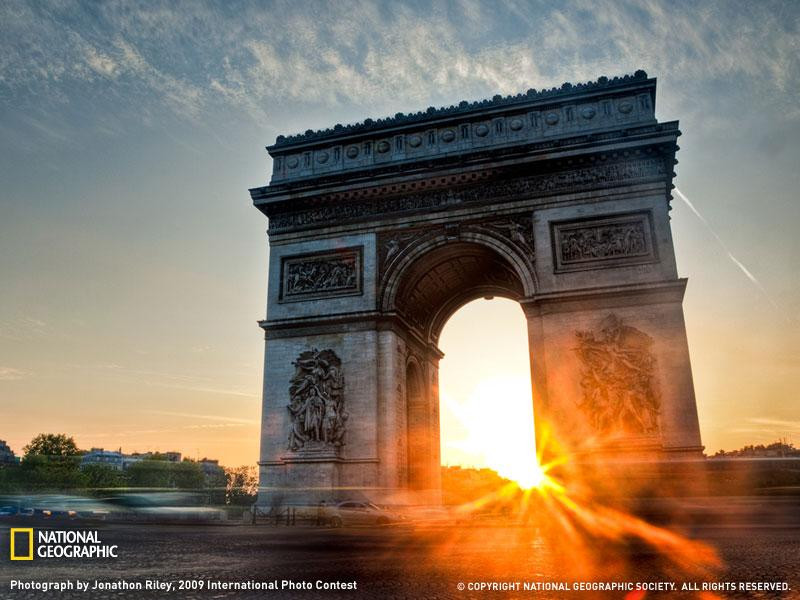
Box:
[10,528,34,561]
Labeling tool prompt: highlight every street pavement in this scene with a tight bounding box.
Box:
[1,496,799,599]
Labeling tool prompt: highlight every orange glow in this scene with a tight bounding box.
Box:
[441,375,545,488]
[432,423,723,594]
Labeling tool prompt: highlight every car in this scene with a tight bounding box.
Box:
[101,493,225,522]
[327,501,401,527]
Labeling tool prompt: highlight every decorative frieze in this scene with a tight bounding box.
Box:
[273,71,651,148]
[552,212,656,271]
[269,158,667,231]
[280,247,362,301]
[574,314,660,436]
[268,72,655,184]
[287,349,347,452]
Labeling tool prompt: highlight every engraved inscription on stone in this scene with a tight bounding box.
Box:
[281,248,361,301]
[287,349,347,452]
[553,212,655,271]
[574,314,660,436]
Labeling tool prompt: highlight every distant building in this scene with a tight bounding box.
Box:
[0,440,19,466]
[198,458,225,481]
[127,451,182,463]
[711,441,800,459]
[81,448,124,470]
[81,448,186,470]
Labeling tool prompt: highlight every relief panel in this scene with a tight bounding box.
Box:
[280,247,363,302]
[574,314,660,437]
[287,349,347,453]
[552,211,656,272]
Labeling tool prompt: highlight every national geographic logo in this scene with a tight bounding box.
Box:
[9,529,118,560]
[9,529,33,561]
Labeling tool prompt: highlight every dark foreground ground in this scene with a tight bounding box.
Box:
[1,496,799,599]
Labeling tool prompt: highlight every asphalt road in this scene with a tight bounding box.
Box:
[1,497,799,599]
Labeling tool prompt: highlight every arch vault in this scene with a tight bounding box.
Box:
[250,71,703,506]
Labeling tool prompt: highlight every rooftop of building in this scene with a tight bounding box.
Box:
[271,70,651,149]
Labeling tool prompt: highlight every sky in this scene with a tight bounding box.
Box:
[1,0,798,467]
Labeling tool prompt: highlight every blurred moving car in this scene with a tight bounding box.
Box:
[0,495,102,519]
[0,493,223,522]
[102,492,225,521]
[328,501,401,527]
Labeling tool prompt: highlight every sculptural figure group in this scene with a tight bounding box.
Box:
[287,349,348,451]
[561,222,647,263]
[574,314,660,436]
[285,257,357,295]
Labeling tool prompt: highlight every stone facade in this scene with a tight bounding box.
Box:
[0,440,18,466]
[250,71,703,507]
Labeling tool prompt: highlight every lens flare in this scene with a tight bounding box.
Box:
[437,421,722,589]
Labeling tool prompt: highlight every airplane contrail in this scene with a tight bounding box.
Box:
[674,187,794,323]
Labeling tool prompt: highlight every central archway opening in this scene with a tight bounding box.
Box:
[387,237,544,496]
[438,298,542,489]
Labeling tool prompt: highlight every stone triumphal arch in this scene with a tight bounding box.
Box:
[250,71,703,506]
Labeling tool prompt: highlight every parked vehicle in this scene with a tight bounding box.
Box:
[328,501,402,527]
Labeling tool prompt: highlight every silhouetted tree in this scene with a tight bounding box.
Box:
[82,464,123,490]
[225,466,258,505]
[172,461,204,489]
[126,460,172,488]
[23,433,79,459]
[17,455,87,491]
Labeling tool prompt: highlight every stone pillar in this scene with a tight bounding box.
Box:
[376,329,407,497]
[426,356,442,504]
[257,330,382,506]
[522,281,703,462]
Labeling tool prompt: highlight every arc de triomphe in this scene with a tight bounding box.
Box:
[249,71,703,506]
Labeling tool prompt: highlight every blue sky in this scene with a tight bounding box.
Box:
[1,0,798,465]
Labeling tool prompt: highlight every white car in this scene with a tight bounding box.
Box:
[328,501,400,527]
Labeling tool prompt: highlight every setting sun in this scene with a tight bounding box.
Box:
[439,299,546,488]
[441,373,543,488]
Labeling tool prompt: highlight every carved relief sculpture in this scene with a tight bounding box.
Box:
[480,216,535,258]
[574,314,660,436]
[287,349,347,451]
[380,229,429,272]
[269,157,667,231]
[554,212,655,271]
[281,248,361,301]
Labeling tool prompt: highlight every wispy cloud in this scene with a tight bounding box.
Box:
[0,316,47,341]
[749,417,800,431]
[1,0,798,132]
[70,363,258,399]
[78,420,257,440]
[0,366,29,381]
[148,410,258,425]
